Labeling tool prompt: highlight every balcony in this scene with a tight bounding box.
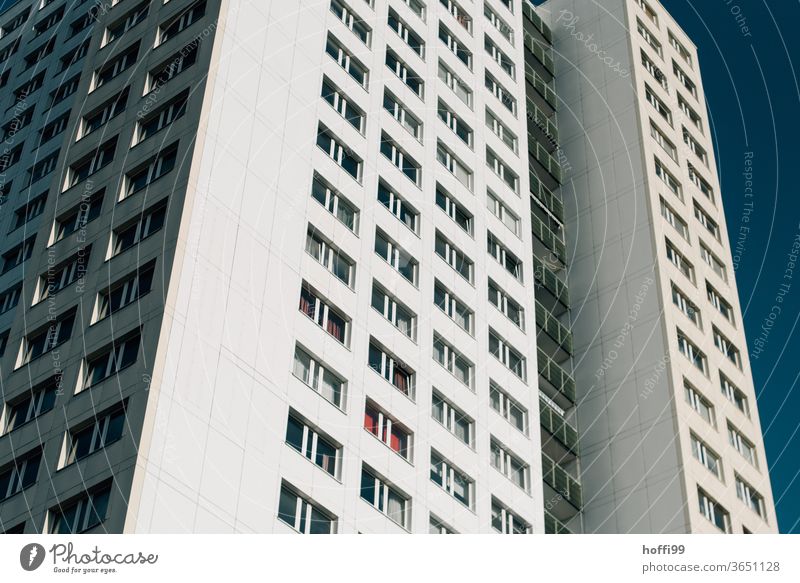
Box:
[525,61,557,112]
[536,300,573,360]
[523,32,554,78]
[526,94,558,144]
[533,254,569,313]
[529,136,563,184]
[522,1,553,44]
[530,172,564,224]
[544,511,572,534]
[537,348,576,407]
[531,210,566,265]
[542,452,582,518]
[540,397,579,461]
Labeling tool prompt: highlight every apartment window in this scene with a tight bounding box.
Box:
[305,228,354,287]
[670,31,693,67]
[707,283,733,324]
[694,201,719,240]
[322,77,365,133]
[641,50,667,89]
[701,243,727,282]
[689,164,714,203]
[311,174,359,233]
[146,42,200,93]
[485,71,516,115]
[28,149,60,185]
[431,391,473,446]
[438,99,472,147]
[672,284,700,327]
[690,433,722,479]
[490,439,529,491]
[487,232,523,281]
[364,401,412,460]
[485,35,514,78]
[673,60,697,98]
[435,231,473,283]
[157,0,206,45]
[64,138,117,190]
[435,184,473,235]
[293,345,345,409]
[0,283,22,314]
[49,482,112,534]
[677,330,706,375]
[388,8,424,57]
[637,18,662,57]
[286,413,339,477]
[487,190,520,236]
[437,142,473,190]
[721,373,749,417]
[0,37,20,64]
[94,261,155,322]
[133,90,188,144]
[317,124,362,181]
[439,23,472,69]
[434,280,473,334]
[0,449,41,501]
[2,236,35,274]
[441,0,471,32]
[52,191,104,244]
[698,487,730,533]
[1,107,34,140]
[492,498,530,534]
[1,9,28,37]
[489,329,527,381]
[0,144,22,172]
[666,239,694,282]
[386,48,422,97]
[36,248,91,303]
[23,37,55,70]
[374,229,418,284]
[430,515,455,534]
[684,382,714,428]
[278,483,336,534]
[371,282,416,340]
[489,381,527,433]
[383,89,422,140]
[400,0,426,20]
[82,333,141,390]
[380,133,420,185]
[79,88,130,140]
[34,6,64,37]
[360,467,409,528]
[660,197,689,240]
[430,451,472,508]
[299,284,349,346]
[645,84,672,125]
[713,326,740,368]
[679,94,703,131]
[368,339,415,398]
[122,143,179,198]
[11,192,47,231]
[93,42,139,90]
[487,148,518,193]
[65,404,126,466]
[728,423,757,467]
[736,474,766,520]
[102,1,149,46]
[51,75,80,106]
[636,0,659,27]
[109,200,168,258]
[489,279,524,329]
[485,109,517,153]
[651,121,677,161]
[59,39,90,72]
[433,333,473,388]
[438,60,472,107]
[4,377,58,433]
[484,3,514,45]
[13,72,45,104]
[330,0,370,45]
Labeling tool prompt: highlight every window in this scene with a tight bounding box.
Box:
[439,23,472,69]
[109,200,168,258]
[36,248,91,303]
[82,333,140,390]
[487,232,523,281]
[33,6,64,37]
[64,138,117,190]
[641,50,667,89]
[430,451,473,508]
[441,0,471,33]
[102,1,148,46]
[694,201,719,240]
[2,236,35,274]
[660,197,689,240]
[330,0,370,45]
[317,124,362,181]
[485,71,516,115]
[690,433,722,479]
[438,99,472,146]
[670,31,693,67]
[685,381,715,426]
[435,184,473,235]
[52,191,104,244]
[431,391,473,446]
[672,284,700,327]
[485,109,517,153]
[677,330,706,374]
[383,89,422,140]
[360,467,409,528]
[157,0,206,44]
[637,18,662,57]
[485,35,514,78]
[4,377,59,433]
[487,148,518,193]
[380,133,421,185]
[23,37,55,70]
[0,449,41,501]
[285,413,340,477]
[293,345,345,409]
[51,75,81,106]
[49,482,112,534]
[491,439,529,491]
[487,190,520,236]
[79,87,130,140]
[93,261,155,322]
[371,282,416,340]
[707,283,733,324]
[0,144,22,172]
[1,9,29,37]
[1,107,34,140]
[435,231,473,283]
[436,142,472,190]
[11,192,47,231]
[59,39,90,72]
[484,3,514,45]
[364,401,412,460]
[728,423,757,467]
[689,164,714,202]
[278,483,336,534]
[433,333,473,388]
[434,280,473,334]
[489,329,526,381]
[713,326,740,369]
[651,120,677,160]
[305,228,354,287]
[374,229,418,284]
[321,78,365,133]
[311,173,358,233]
[492,498,530,534]
[666,239,694,282]
[636,0,659,27]
[673,60,697,98]
[721,373,749,417]
[299,284,349,345]
[489,279,524,329]
[645,84,672,125]
[698,487,730,533]
[682,128,709,168]
[65,404,126,466]
[13,72,45,104]
[27,150,60,185]
[489,381,527,433]
[368,339,415,398]
[146,42,200,93]
[0,282,22,314]
[430,515,455,534]
[400,0,426,20]
[122,143,179,199]
[386,48,422,97]
[387,8,424,57]
[133,90,188,144]
[736,474,766,520]
[679,94,702,131]
[438,60,471,107]
[700,245,727,283]
[93,42,139,90]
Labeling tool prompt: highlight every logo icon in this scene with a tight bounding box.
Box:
[20,543,46,571]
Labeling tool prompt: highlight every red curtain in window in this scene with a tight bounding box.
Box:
[299,290,313,318]
[390,426,406,455]
[394,369,408,394]
[364,407,379,436]
[326,318,343,341]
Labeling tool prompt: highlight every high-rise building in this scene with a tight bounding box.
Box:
[0,0,775,535]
